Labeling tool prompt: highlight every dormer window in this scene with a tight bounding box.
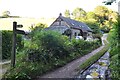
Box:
[72,23,74,25]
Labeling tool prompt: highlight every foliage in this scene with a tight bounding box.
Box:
[4,30,102,79]
[100,24,110,33]
[108,15,120,79]
[30,31,71,60]
[94,6,118,32]
[94,6,109,17]
[109,54,119,78]
[105,0,120,78]
[108,20,118,56]
[102,0,116,5]
[64,6,118,33]
[84,20,100,34]
[30,23,47,38]
[2,11,10,18]
[64,9,71,18]
[79,41,109,72]
[72,7,86,21]
[72,39,101,56]
[2,30,23,60]
[92,34,102,42]
[86,12,97,20]
[117,15,120,46]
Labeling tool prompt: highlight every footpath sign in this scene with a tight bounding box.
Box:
[11,21,26,68]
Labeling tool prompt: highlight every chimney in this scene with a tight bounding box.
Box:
[59,13,62,16]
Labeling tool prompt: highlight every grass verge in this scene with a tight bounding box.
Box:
[78,40,109,73]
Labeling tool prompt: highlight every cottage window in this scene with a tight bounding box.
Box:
[75,32,77,37]
[72,23,74,25]
[78,33,81,36]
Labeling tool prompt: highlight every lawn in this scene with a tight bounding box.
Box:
[0,18,54,31]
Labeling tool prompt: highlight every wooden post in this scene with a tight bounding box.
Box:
[11,21,25,68]
[11,21,17,68]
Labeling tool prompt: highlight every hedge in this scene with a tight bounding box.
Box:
[2,30,23,60]
[4,30,102,79]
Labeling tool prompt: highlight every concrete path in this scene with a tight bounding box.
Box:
[38,34,108,78]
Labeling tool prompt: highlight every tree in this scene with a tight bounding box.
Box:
[86,12,98,21]
[30,23,47,38]
[84,20,100,34]
[72,7,86,21]
[94,6,109,19]
[108,10,118,22]
[64,9,71,18]
[102,0,116,5]
[2,11,10,18]
[94,6,118,32]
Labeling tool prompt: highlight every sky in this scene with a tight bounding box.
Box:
[0,0,118,18]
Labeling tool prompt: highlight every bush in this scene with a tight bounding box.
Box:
[2,30,23,60]
[30,23,47,38]
[27,31,71,61]
[109,54,119,78]
[72,39,101,56]
[108,17,120,79]
[4,30,102,79]
[84,20,100,34]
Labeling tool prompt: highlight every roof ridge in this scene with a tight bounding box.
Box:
[60,16,92,32]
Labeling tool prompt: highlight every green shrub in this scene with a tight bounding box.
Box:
[84,20,100,34]
[109,54,119,78]
[4,30,102,79]
[29,31,71,60]
[72,39,101,56]
[30,23,47,38]
[108,17,120,79]
[2,30,23,60]
[92,34,102,43]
